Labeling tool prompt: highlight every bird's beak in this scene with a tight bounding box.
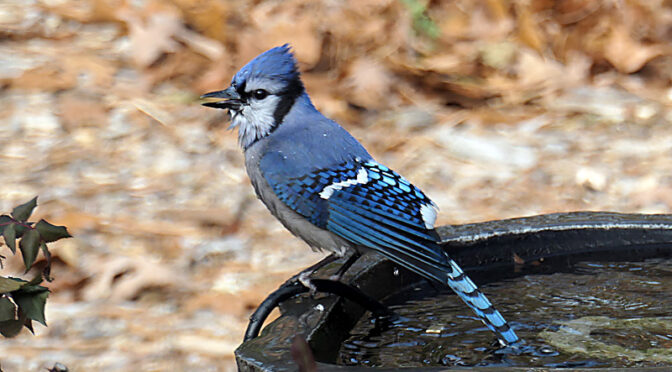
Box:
[200,86,242,110]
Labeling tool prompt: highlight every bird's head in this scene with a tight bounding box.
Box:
[201,44,305,148]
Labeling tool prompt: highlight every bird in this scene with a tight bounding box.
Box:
[201,44,519,346]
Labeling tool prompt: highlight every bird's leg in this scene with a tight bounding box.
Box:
[298,270,318,296]
[282,253,340,287]
[282,252,361,296]
[329,251,361,281]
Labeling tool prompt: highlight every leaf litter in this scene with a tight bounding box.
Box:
[0,0,671,370]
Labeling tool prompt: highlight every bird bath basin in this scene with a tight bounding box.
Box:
[235,212,672,371]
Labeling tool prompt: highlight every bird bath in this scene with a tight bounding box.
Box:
[235,212,672,371]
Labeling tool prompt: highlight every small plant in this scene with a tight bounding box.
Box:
[0,197,71,337]
[400,0,440,39]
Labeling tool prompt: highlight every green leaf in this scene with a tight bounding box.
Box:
[23,316,34,334]
[0,277,25,293]
[14,223,29,239]
[11,197,38,222]
[19,229,41,270]
[0,297,16,321]
[41,242,53,282]
[0,318,24,337]
[0,214,11,234]
[17,284,49,294]
[26,273,44,287]
[3,223,16,254]
[14,288,49,326]
[35,219,71,242]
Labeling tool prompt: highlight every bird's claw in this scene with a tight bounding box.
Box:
[298,271,318,296]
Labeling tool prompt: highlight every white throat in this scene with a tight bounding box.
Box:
[230,94,282,148]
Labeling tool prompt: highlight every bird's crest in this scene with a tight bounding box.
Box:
[232,44,300,89]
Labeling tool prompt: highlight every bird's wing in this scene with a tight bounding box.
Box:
[262,156,452,278]
[261,155,519,345]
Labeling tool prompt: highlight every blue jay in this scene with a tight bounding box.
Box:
[201,45,519,346]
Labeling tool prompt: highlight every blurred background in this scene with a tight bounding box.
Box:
[1,0,672,370]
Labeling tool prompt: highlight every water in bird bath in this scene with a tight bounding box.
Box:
[338,258,672,368]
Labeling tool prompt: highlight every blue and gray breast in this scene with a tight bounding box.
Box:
[258,110,372,176]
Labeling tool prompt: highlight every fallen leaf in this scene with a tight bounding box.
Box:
[11,65,77,91]
[603,26,663,73]
[344,58,393,109]
[516,4,545,54]
[81,256,181,301]
[58,91,109,130]
[117,10,182,67]
[239,3,322,68]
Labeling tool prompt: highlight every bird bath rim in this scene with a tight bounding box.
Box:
[235,211,672,371]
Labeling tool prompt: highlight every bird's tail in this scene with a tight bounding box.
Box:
[380,247,519,346]
[443,258,519,345]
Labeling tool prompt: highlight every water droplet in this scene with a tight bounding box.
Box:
[539,345,556,355]
[441,354,460,364]
[425,324,446,334]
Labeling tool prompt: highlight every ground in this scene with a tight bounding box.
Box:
[1,1,672,371]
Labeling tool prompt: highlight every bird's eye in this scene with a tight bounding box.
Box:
[253,89,269,100]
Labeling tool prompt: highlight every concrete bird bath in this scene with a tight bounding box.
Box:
[235,212,672,371]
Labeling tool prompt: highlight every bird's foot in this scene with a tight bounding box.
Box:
[298,271,318,296]
[328,251,361,281]
[282,253,339,287]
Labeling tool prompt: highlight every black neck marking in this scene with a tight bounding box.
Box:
[272,78,305,128]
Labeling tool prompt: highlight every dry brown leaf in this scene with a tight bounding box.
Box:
[467,4,514,40]
[193,57,233,93]
[516,3,545,54]
[82,256,181,301]
[442,76,494,101]
[63,54,118,89]
[58,91,109,130]
[101,216,202,238]
[486,0,509,22]
[421,54,463,74]
[435,4,470,40]
[237,12,322,68]
[11,65,78,91]
[264,19,321,68]
[554,0,601,25]
[479,41,517,70]
[41,0,125,23]
[144,49,211,87]
[170,0,234,41]
[117,9,183,67]
[173,27,224,61]
[515,48,589,100]
[344,58,393,110]
[302,73,352,120]
[603,26,663,73]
